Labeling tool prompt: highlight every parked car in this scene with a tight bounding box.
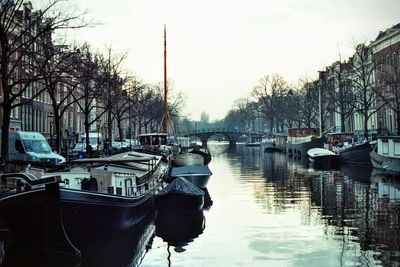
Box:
[72,143,86,152]
[0,131,65,165]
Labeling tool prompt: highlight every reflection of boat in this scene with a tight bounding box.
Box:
[170,165,212,189]
[2,211,156,267]
[370,137,400,175]
[0,152,166,256]
[286,128,323,157]
[201,188,213,210]
[155,177,204,214]
[340,164,372,184]
[370,169,400,201]
[156,211,205,251]
[307,148,339,169]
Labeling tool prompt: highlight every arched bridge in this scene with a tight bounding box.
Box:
[180,128,263,147]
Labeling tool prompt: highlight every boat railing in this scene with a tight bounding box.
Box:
[130,178,158,197]
[1,172,62,193]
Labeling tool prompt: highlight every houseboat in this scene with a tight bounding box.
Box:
[286,128,323,157]
[0,152,168,256]
[370,136,400,175]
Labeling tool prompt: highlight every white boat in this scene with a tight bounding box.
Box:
[307,148,339,168]
[261,136,278,152]
[244,136,261,147]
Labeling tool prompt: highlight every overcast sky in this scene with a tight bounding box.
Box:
[68,0,400,121]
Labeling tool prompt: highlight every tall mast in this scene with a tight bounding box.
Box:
[162,24,168,133]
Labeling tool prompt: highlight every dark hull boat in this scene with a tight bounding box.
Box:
[334,141,371,164]
[307,148,339,169]
[0,153,166,256]
[155,177,204,214]
[287,137,324,157]
[188,146,212,165]
[170,165,212,189]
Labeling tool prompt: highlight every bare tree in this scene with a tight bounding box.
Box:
[326,61,356,132]
[252,74,288,132]
[35,41,82,152]
[71,44,105,156]
[297,78,319,128]
[0,0,87,160]
[350,43,382,139]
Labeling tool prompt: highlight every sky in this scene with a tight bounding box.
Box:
[65,0,400,121]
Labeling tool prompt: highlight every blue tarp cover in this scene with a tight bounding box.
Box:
[158,177,204,196]
[170,165,212,176]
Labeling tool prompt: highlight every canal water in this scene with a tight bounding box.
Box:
[2,142,400,267]
[140,142,400,267]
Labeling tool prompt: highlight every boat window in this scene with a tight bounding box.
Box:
[395,142,400,155]
[382,141,389,154]
[152,136,158,145]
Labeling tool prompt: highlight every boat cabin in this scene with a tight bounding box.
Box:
[288,128,319,137]
[138,133,168,147]
[326,132,354,150]
[287,128,319,144]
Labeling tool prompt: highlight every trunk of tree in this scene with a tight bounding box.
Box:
[54,113,61,153]
[363,108,369,140]
[84,110,91,157]
[269,118,273,132]
[137,111,142,135]
[341,111,346,132]
[108,110,113,150]
[117,118,123,141]
[1,104,11,161]
[397,110,400,135]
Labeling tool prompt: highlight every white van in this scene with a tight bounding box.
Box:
[1,131,66,164]
[81,132,103,151]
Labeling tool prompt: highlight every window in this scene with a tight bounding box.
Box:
[382,141,389,154]
[394,142,400,156]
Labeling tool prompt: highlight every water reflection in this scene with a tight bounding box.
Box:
[2,212,156,267]
[234,144,400,266]
[155,211,205,252]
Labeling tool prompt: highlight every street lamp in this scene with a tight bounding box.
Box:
[48,112,55,149]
